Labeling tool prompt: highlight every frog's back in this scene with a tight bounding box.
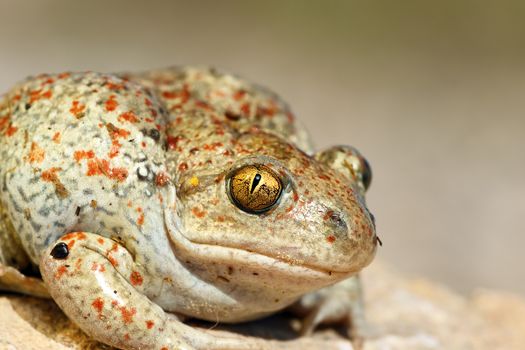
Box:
[0,67,313,267]
[0,72,170,265]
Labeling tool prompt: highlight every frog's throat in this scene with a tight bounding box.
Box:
[162,188,358,280]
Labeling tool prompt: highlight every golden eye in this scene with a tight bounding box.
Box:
[228,164,282,214]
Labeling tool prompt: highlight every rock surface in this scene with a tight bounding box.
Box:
[1,261,523,350]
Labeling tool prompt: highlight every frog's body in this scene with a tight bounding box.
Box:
[0,67,377,350]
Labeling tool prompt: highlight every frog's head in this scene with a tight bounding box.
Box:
[166,131,377,315]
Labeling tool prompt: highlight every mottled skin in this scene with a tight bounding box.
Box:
[0,67,378,349]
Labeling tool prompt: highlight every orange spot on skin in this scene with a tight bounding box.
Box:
[217,215,225,222]
[41,167,61,182]
[145,320,154,329]
[97,238,104,245]
[106,82,125,91]
[106,123,130,139]
[74,149,95,162]
[55,265,68,280]
[58,72,70,79]
[29,89,53,103]
[323,210,334,221]
[166,135,180,150]
[319,174,331,181]
[162,86,190,103]
[137,212,144,226]
[202,142,223,151]
[161,347,169,350]
[191,207,206,218]
[107,242,119,267]
[108,255,118,267]
[67,239,75,249]
[326,235,336,243]
[69,100,85,118]
[124,334,130,341]
[108,142,120,158]
[178,162,188,172]
[233,90,246,101]
[86,158,128,182]
[52,131,61,143]
[105,123,129,158]
[109,167,128,182]
[155,172,169,186]
[195,100,212,110]
[5,125,17,136]
[42,78,55,85]
[240,102,250,115]
[91,297,104,314]
[61,233,75,240]
[74,258,83,272]
[118,111,139,123]
[120,306,137,324]
[41,167,69,198]
[62,232,86,241]
[28,142,45,163]
[91,262,106,272]
[130,271,143,286]
[110,243,118,252]
[66,232,86,241]
[105,95,118,111]
[0,115,10,131]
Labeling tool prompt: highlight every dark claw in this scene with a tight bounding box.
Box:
[50,242,69,259]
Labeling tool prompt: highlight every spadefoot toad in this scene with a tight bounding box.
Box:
[0,67,378,349]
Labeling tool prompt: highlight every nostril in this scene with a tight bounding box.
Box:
[324,210,347,229]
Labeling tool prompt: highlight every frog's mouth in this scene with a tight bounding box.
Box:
[164,206,358,280]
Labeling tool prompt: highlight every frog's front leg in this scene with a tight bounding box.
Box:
[40,232,275,350]
[291,276,368,348]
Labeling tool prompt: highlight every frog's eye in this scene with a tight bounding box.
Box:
[228,164,282,214]
[360,157,372,191]
[315,145,372,191]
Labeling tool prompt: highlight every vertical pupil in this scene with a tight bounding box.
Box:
[250,173,262,193]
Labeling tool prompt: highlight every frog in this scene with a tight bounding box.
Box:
[0,66,378,350]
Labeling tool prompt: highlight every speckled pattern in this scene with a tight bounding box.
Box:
[0,67,378,349]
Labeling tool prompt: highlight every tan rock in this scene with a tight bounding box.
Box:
[0,262,523,350]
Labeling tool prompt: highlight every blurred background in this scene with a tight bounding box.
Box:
[0,0,523,295]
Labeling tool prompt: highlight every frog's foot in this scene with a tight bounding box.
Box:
[0,263,50,298]
[291,276,369,349]
[40,232,319,350]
